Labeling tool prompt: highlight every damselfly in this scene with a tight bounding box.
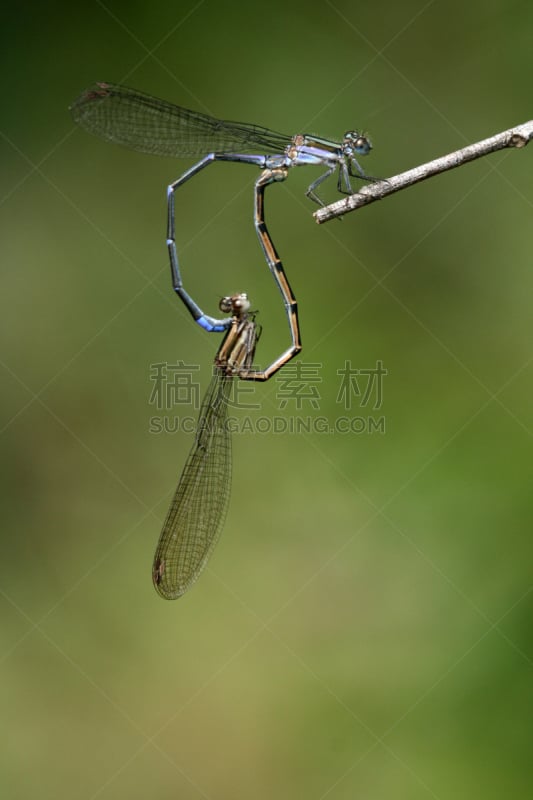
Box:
[154,173,300,599]
[70,87,304,597]
[70,81,373,208]
[153,292,296,599]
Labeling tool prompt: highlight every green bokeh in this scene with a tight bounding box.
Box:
[1,1,531,798]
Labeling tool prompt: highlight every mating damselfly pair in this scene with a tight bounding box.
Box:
[71,82,374,597]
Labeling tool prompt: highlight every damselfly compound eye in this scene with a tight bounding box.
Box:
[344,131,372,155]
[233,293,250,313]
[219,296,233,313]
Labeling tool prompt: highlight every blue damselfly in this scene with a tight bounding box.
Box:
[70,81,373,209]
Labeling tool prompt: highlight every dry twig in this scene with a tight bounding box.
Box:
[314,121,533,224]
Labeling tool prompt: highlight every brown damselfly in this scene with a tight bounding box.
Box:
[152,291,299,599]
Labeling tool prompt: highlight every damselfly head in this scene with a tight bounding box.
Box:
[343,131,372,156]
[219,293,251,316]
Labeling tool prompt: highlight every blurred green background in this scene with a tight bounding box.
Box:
[1,1,532,798]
